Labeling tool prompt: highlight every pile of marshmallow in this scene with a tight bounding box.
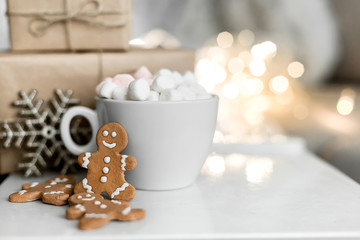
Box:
[96,66,211,101]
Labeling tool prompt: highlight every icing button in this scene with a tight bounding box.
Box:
[100,176,107,183]
[103,167,109,174]
[104,156,110,163]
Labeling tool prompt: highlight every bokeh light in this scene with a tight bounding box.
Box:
[222,82,240,99]
[249,59,266,76]
[269,75,289,93]
[238,29,255,47]
[251,41,277,60]
[337,97,354,116]
[288,61,305,78]
[228,57,245,73]
[217,32,234,49]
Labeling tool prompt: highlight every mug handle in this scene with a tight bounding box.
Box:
[60,106,99,155]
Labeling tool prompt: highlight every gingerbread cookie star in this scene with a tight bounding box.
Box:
[74,122,137,201]
[9,175,75,206]
[67,192,145,230]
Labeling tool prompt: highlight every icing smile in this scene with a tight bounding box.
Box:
[82,196,96,201]
[102,140,116,149]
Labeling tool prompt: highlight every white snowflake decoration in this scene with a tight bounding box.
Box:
[0,89,81,177]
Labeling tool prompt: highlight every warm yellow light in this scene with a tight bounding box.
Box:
[196,59,227,85]
[245,78,264,96]
[228,57,245,73]
[337,97,354,116]
[203,155,226,177]
[238,51,252,66]
[249,59,266,76]
[251,41,277,60]
[222,82,239,99]
[207,47,227,67]
[336,88,356,116]
[288,61,305,78]
[269,75,289,93]
[231,72,247,84]
[217,31,234,48]
[238,29,255,47]
[251,95,270,112]
[244,111,263,125]
[245,157,273,184]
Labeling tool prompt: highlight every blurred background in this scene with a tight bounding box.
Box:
[1,0,360,182]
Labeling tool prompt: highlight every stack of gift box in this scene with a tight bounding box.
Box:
[0,0,195,174]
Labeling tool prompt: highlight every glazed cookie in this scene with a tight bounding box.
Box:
[67,192,145,230]
[9,175,75,206]
[74,122,137,201]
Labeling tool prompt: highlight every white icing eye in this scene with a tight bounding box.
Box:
[94,201,101,205]
[86,194,91,197]
[103,130,109,137]
[77,196,83,199]
[111,131,117,137]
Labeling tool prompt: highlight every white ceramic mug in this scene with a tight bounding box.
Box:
[60,96,218,190]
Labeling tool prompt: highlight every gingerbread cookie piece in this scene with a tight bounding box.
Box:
[67,192,145,230]
[9,175,75,206]
[74,122,137,201]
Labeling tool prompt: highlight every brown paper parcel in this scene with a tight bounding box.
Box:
[7,0,131,51]
[0,49,195,174]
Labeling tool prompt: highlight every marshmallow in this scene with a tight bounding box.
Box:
[193,85,211,99]
[95,77,112,95]
[112,74,134,87]
[128,78,150,101]
[172,71,183,87]
[99,81,117,99]
[160,89,183,101]
[154,68,172,77]
[183,71,198,86]
[151,75,175,93]
[134,66,153,79]
[177,85,197,100]
[147,91,160,101]
[111,86,128,100]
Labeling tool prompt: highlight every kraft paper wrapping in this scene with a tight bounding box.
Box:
[0,49,195,174]
[7,0,131,51]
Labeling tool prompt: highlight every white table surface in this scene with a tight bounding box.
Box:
[1,151,360,240]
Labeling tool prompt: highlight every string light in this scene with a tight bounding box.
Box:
[228,57,245,73]
[251,41,277,60]
[222,82,239,99]
[196,30,308,144]
[249,59,266,76]
[288,61,305,78]
[269,75,289,93]
[238,29,255,47]
[337,88,356,116]
[217,32,234,49]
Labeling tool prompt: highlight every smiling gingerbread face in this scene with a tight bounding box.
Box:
[96,122,128,152]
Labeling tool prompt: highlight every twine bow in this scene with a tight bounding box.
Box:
[8,0,128,50]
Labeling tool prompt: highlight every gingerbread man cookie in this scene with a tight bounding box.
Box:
[9,175,75,206]
[74,122,137,201]
[67,192,145,230]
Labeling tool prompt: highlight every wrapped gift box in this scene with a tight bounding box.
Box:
[7,0,131,51]
[0,48,195,174]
